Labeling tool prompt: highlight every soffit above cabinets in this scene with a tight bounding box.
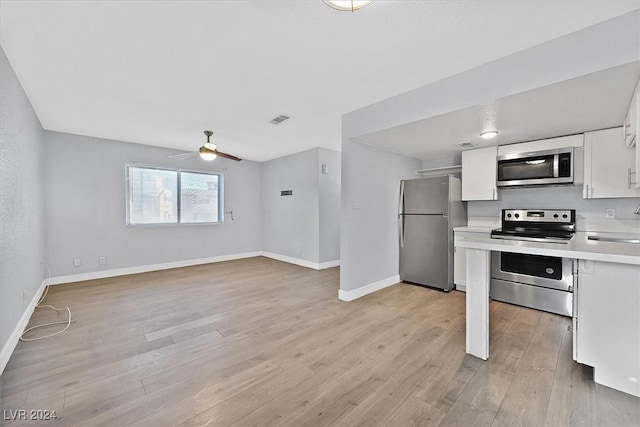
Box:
[353,62,640,161]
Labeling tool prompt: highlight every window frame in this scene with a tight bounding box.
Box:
[125,164,224,226]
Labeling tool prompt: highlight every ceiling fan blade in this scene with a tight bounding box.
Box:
[215,150,242,161]
[168,151,197,158]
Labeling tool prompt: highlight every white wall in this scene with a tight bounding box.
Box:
[319,148,341,263]
[0,47,46,353]
[43,131,263,277]
[340,141,421,292]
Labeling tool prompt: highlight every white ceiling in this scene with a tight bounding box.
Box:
[1,1,639,161]
[355,62,640,160]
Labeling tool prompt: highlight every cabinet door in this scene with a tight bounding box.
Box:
[497,134,583,156]
[635,85,640,188]
[576,261,640,397]
[462,146,498,201]
[583,127,640,198]
[453,246,466,290]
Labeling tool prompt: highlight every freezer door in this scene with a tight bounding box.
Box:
[401,176,449,214]
[399,214,450,289]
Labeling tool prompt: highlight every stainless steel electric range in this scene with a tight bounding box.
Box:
[490,209,576,317]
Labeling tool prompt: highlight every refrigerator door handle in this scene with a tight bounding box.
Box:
[398,181,405,248]
[398,180,405,216]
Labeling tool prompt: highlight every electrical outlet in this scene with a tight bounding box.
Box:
[73,257,81,267]
[99,256,107,266]
[605,208,615,219]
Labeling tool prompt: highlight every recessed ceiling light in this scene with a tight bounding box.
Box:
[479,130,499,139]
[323,0,373,12]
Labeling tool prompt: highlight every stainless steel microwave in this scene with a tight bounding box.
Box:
[496,147,574,187]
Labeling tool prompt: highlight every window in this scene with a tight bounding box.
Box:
[126,166,223,225]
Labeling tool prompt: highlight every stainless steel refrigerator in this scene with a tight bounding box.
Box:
[398,175,467,291]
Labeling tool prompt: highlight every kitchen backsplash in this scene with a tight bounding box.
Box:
[467,185,640,232]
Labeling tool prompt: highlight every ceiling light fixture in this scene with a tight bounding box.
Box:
[199,130,217,160]
[323,0,373,12]
[199,146,217,161]
[479,130,499,140]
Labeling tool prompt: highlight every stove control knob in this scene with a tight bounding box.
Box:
[562,214,568,219]
[514,213,520,218]
[553,214,559,218]
[507,213,512,218]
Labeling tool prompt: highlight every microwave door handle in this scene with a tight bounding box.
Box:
[553,154,559,178]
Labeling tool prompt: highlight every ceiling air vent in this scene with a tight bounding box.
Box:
[457,141,476,149]
[270,115,290,125]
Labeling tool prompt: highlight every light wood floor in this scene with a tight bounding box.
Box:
[1,256,639,426]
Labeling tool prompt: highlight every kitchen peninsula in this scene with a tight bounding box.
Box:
[455,232,640,397]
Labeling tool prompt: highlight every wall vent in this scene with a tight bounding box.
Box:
[270,115,290,125]
[457,141,476,148]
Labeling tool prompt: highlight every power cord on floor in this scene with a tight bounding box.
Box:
[19,262,76,342]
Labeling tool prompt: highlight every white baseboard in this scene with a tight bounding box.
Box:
[260,252,340,270]
[0,279,47,375]
[46,251,262,285]
[338,275,400,302]
[318,259,341,269]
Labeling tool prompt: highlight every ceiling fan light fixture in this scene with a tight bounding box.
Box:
[323,0,373,12]
[199,146,217,161]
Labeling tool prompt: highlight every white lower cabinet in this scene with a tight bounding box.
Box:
[454,230,491,292]
[574,260,640,397]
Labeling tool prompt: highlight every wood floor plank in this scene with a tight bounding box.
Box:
[544,322,597,426]
[1,257,638,427]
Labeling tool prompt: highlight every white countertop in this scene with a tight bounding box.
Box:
[455,231,640,265]
[453,226,494,233]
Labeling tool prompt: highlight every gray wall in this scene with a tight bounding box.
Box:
[261,147,342,264]
[0,47,46,350]
[261,148,319,262]
[469,185,640,222]
[44,131,263,276]
[318,148,341,263]
[340,141,421,292]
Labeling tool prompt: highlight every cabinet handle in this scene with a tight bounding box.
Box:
[629,168,637,188]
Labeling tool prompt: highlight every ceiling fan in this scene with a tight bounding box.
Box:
[169,130,242,161]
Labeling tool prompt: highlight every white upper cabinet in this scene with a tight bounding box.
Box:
[623,80,638,148]
[462,146,498,201]
[497,134,584,155]
[625,78,640,189]
[583,127,640,199]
